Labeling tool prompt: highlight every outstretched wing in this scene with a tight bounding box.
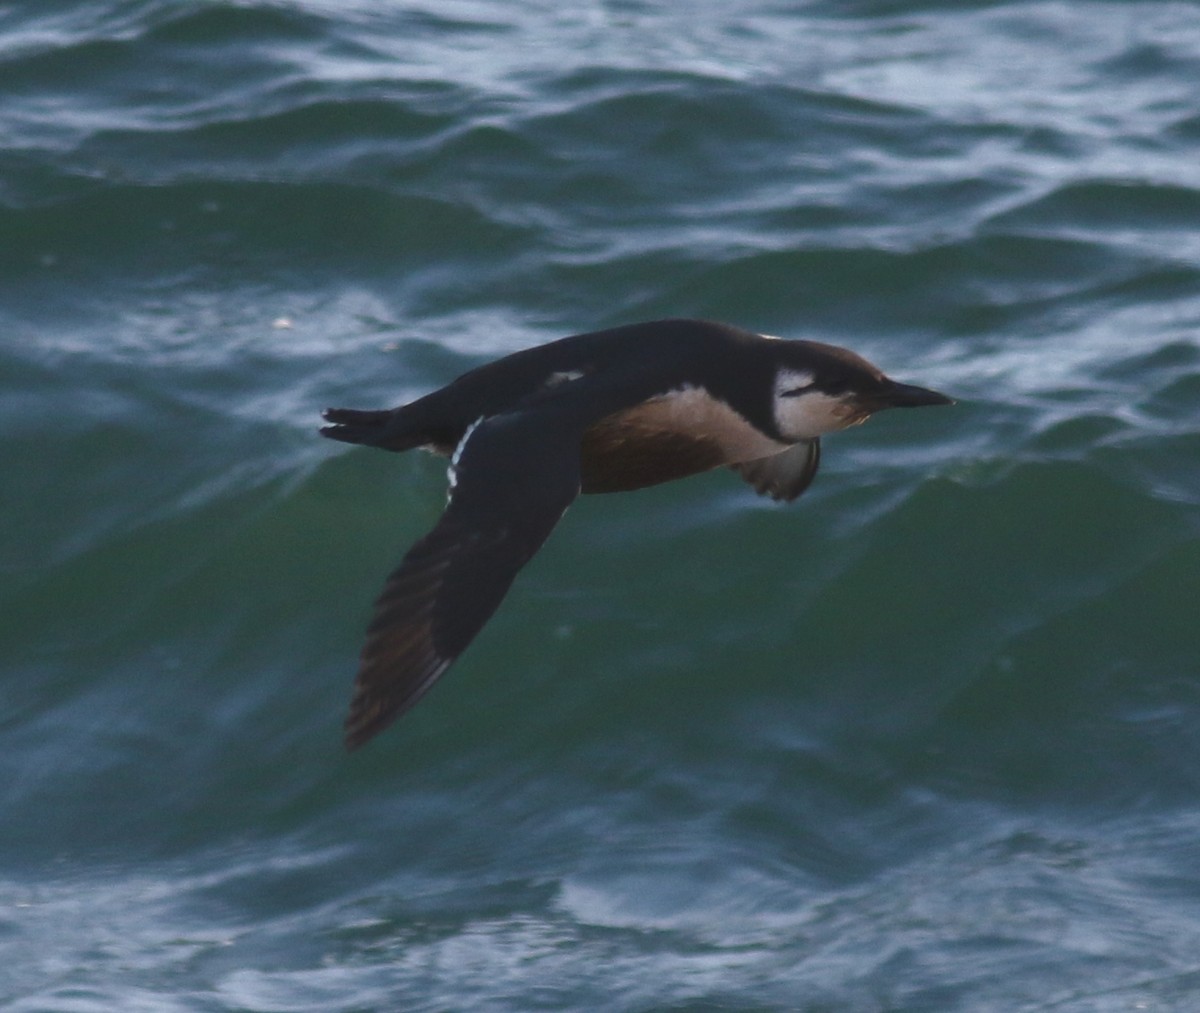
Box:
[343,409,584,750]
[730,438,821,502]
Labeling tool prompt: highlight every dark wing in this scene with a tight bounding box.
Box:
[343,410,584,749]
[730,438,821,502]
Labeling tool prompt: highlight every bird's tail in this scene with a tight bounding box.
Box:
[320,407,424,451]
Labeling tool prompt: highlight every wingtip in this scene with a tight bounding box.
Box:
[342,692,392,752]
[339,652,452,751]
[342,727,369,752]
[342,712,382,752]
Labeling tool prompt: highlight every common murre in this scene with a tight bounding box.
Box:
[321,318,953,749]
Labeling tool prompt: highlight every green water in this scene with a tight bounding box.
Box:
[3,2,1200,1010]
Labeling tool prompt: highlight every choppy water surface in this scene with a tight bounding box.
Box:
[3,2,1200,1010]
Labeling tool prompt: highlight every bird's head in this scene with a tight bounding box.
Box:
[771,339,953,442]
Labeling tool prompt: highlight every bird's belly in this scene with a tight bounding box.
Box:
[579,391,788,493]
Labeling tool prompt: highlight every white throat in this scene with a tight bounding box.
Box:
[773,381,857,440]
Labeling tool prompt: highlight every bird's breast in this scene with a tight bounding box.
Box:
[578,387,788,494]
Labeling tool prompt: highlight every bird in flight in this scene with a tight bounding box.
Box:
[321,318,952,749]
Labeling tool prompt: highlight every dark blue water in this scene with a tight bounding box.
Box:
[4,2,1200,1010]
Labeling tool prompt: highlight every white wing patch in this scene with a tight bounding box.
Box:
[447,416,485,497]
[545,369,585,387]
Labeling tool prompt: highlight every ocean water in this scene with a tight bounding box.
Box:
[3,1,1200,1009]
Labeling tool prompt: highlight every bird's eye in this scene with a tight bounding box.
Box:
[780,384,813,397]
